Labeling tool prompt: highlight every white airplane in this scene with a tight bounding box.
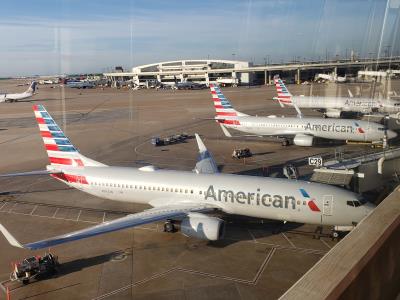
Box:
[0,105,374,250]
[210,84,397,146]
[315,73,347,83]
[273,77,400,119]
[0,81,37,103]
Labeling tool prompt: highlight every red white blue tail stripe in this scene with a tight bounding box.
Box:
[33,104,84,167]
[274,78,292,104]
[209,84,241,125]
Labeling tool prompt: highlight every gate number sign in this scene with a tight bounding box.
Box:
[308,157,323,167]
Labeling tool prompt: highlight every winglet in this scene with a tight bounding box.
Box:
[194,134,219,174]
[0,223,24,248]
[195,133,207,153]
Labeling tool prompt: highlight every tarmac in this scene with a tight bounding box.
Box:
[0,80,398,299]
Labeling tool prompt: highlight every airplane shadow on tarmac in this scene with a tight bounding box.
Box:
[208,215,305,248]
[55,250,130,278]
[0,187,73,196]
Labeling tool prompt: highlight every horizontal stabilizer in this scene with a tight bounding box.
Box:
[273,96,285,108]
[219,124,232,137]
[293,103,303,119]
[0,170,62,177]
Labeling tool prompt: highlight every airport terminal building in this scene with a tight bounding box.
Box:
[103,57,400,87]
[103,59,254,86]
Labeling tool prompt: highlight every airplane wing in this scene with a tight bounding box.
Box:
[194,134,219,174]
[0,203,215,250]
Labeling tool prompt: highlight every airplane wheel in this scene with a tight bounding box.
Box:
[164,221,175,233]
[282,139,289,147]
[331,231,339,239]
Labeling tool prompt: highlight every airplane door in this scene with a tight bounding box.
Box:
[322,195,333,216]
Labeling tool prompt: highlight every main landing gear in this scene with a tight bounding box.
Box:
[281,139,292,146]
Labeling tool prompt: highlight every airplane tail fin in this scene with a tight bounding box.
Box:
[33,105,105,168]
[273,76,293,106]
[209,84,247,125]
[27,81,37,94]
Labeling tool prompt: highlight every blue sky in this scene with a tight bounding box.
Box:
[0,0,399,76]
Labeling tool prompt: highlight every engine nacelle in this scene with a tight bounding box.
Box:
[293,134,314,146]
[325,110,342,118]
[180,213,225,241]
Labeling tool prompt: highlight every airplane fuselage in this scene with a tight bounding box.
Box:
[291,96,400,114]
[52,166,371,226]
[221,116,391,142]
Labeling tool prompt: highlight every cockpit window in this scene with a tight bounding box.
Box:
[347,200,361,207]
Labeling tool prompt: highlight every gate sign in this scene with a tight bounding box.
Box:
[308,156,323,167]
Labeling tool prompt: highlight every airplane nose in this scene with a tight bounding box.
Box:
[364,202,375,216]
[387,130,398,140]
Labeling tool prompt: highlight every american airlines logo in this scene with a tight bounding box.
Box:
[344,99,376,107]
[204,185,320,212]
[305,122,360,133]
[204,185,296,209]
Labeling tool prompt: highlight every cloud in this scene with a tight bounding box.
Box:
[0,1,397,76]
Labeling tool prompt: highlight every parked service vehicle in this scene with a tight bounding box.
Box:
[10,253,59,284]
[151,133,190,146]
[232,148,252,159]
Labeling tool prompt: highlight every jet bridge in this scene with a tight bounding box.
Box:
[311,147,400,192]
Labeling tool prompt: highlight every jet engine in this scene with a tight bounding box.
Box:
[324,110,342,118]
[293,134,314,146]
[180,213,225,241]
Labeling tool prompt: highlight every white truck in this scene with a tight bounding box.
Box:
[216,77,239,87]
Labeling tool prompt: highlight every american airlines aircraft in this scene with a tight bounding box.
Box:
[0,81,37,103]
[273,77,400,119]
[210,84,396,146]
[0,105,374,250]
